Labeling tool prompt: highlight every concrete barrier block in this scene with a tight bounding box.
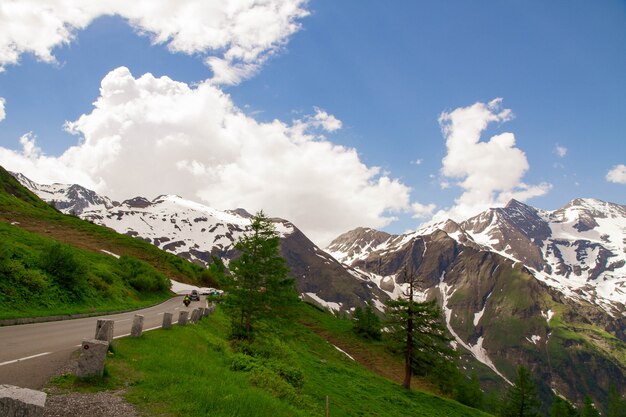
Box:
[191,309,200,323]
[162,312,173,329]
[0,385,46,417]
[95,319,114,343]
[178,310,189,326]
[131,314,144,337]
[76,339,109,378]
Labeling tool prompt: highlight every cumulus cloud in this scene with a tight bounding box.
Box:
[0,97,5,121]
[606,164,626,184]
[0,0,308,83]
[433,98,551,221]
[554,144,567,158]
[411,202,436,219]
[0,67,410,246]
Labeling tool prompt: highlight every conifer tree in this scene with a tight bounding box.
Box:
[500,366,541,417]
[457,373,484,410]
[385,265,454,389]
[223,211,295,340]
[550,396,577,417]
[607,384,626,417]
[352,303,382,340]
[579,395,600,417]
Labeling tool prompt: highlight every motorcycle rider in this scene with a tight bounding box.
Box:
[183,294,191,307]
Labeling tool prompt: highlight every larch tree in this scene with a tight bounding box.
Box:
[500,366,542,417]
[223,211,295,340]
[385,265,455,389]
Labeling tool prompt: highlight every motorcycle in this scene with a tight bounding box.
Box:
[183,297,191,307]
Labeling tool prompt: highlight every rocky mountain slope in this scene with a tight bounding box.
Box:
[12,172,386,312]
[327,199,625,410]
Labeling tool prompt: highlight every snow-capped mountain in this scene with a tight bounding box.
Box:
[11,172,118,214]
[12,172,388,312]
[9,170,625,407]
[462,198,626,311]
[327,198,625,407]
[328,198,626,314]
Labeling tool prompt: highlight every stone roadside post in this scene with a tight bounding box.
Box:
[178,310,189,326]
[162,312,173,329]
[76,339,109,378]
[0,385,47,417]
[131,314,144,337]
[94,319,114,343]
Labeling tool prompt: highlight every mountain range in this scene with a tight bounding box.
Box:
[11,171,625,410]
[11,172,386,313]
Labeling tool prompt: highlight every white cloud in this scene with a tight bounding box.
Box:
[311,107,342,132]
[606,164,626,184]
[412,202,436,219]
[554,144,567,158]
[412,159,423,165]
[0,0,309,84]
[0,67,410,246]
[0,97,5,121]
[433,98,550,221]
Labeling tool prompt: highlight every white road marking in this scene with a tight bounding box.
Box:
[115,319,131,323]
[0,352,52,367]
[144,326,161,332]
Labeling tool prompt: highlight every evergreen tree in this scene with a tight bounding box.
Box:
[223,211,295,340]
[385,265,455,389]
[500,366,542,417]
[550,396,577,417]
[607,384,626,417]
[456,373,484,410]
[580,396,600,417]
[352,303,382,340]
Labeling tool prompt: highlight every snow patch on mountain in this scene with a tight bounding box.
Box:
[473,290,492,326]
[12,173,298,266]
[304,292,342,312]
[438,272,512,384]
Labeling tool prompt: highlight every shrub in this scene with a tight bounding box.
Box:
[268,361,304,390]
[40,242,87,293]
[230,353,258,372]
[118,256,170,293]
[248,368,298,402]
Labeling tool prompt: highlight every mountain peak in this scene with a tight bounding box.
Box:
[504,198,528,209]
[123,196,152,208]
[227,208,253,219]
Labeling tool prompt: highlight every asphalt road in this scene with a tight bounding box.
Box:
[0,296,206,389]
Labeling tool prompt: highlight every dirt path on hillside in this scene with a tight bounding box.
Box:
[300,319,442,395]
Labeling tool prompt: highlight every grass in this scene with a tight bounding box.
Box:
[0,221,172,320]
[0,166,216,320]
[0,166,211,286]
[51,304,492,417]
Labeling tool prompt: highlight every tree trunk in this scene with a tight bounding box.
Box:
[403,278,414,390]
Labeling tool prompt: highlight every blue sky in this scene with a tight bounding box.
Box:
[0,1,625,245]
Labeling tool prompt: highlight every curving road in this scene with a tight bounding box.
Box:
[0,296,206,389]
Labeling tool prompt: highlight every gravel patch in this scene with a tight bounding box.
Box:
[42,349,141,417]
[43,390,140,417]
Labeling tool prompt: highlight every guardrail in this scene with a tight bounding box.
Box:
[2,302,217,415]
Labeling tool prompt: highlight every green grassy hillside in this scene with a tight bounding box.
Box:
[53,303,491,417]
[0,165,215,319]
